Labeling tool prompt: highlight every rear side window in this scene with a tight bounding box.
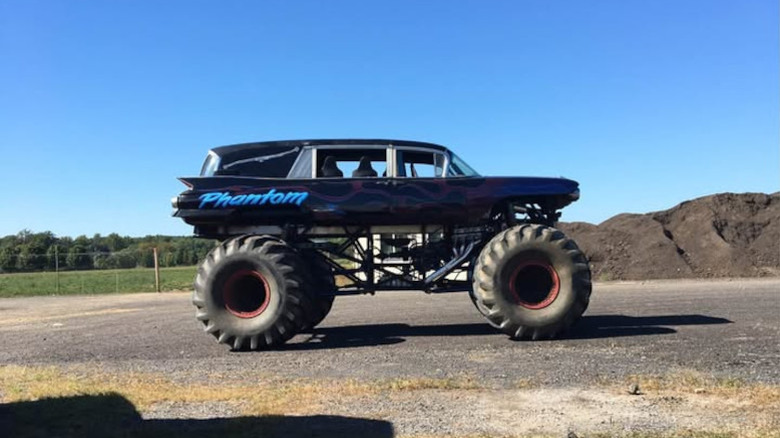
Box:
[218,147,300,177]
[200,152,220,176]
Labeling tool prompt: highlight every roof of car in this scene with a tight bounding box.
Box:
[211,139,450,156]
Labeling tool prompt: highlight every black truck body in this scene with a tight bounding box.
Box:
[173,139,580,238]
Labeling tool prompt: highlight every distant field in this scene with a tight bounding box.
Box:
[0,266,197,297]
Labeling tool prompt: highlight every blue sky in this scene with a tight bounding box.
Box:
[1,0,777,237]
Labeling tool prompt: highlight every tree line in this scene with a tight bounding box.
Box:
[0,230,216,273]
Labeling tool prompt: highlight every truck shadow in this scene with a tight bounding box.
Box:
[0,393,394,438]
[565,314,732,340]
[284,314,732,350]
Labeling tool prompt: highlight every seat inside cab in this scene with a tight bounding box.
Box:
[316,149,386,178]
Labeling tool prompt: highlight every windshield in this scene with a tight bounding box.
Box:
[448,152,480,177]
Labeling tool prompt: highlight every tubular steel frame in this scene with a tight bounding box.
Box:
[291,225,484,296]
[223,202,560,296]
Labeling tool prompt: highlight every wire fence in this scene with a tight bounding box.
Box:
[0,249,198,296]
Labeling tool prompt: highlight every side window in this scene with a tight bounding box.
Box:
[217,147,300,177]
[287,148,314,178]
[200,152,220,176]
[316,148,388,178]
[397,150,445,178]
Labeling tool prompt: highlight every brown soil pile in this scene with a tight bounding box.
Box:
[559,192,780,280]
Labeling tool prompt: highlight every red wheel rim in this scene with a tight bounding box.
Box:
[222,270,270,318]
[509,260,560,309]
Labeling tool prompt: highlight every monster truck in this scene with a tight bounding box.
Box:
[172,139,591,350]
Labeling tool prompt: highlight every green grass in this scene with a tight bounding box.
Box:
[0,266,197,297]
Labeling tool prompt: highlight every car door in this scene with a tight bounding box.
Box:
[391,148,471,224]
[305,146,395,223]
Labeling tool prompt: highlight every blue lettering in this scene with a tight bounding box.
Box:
[229,195,247,206]
[293,192,308,206]
[214,192,233,208]
[246,194,263,205]
[282,191,308,206]
[197,189,309,209]
[259,189,276,205]
[199,192,224,208]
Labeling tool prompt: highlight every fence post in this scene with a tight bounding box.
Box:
[54,246,59,294]
[153,247,160,293]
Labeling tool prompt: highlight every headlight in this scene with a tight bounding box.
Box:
[171,196,179,209]
[569,189,580,201]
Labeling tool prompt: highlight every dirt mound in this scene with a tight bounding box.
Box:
[559,192,780,280]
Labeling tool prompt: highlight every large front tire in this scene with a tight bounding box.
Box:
[472,224,591,340]
[300,251,336,331]
[192,235,311,350]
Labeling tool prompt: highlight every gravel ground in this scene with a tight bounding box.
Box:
[1,278,778,385]
[1,278,779,436]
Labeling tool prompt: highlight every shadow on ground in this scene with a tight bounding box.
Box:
[566,314,732,339]
[282,314,732,350]
[0,394,394,438]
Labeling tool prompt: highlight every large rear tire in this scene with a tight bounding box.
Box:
[192,235,312,350]
[300,251,336,331]
[472,224,591,340]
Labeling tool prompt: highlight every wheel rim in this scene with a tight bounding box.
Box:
[222,270,270,318]
[509,260,560,309]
